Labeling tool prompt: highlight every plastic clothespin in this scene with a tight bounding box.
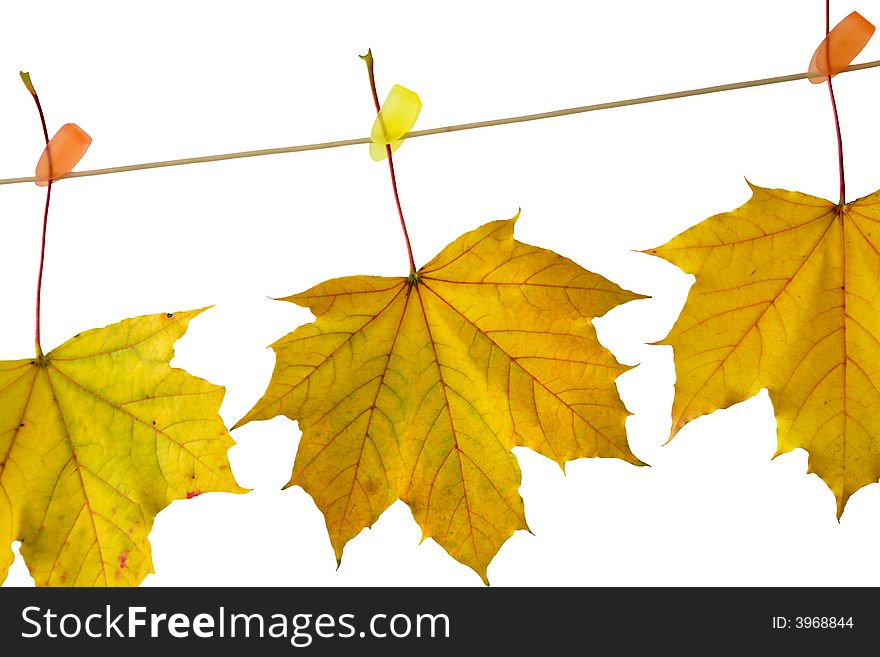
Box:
[370,84,422,161]
[35,123,92,186]
[808,11,875,83]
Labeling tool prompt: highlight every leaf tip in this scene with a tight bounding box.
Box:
[332,541,345,570]
[164,307,213,337]
[183,305,214,319]
[626,290,651,303]
[835,488,852,521]
[664,417,686,444]
[743,177,762,195]
[770,447,787,461]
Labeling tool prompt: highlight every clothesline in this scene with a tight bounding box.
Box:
[0,60,878,187]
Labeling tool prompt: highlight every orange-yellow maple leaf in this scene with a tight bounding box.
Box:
[0,309,245,586]
[649,184,880,516]
[236,214,643,581]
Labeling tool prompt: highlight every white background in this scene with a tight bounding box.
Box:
[2,0,880,586]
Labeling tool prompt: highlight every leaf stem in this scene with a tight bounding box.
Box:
[23,73,52,358]
[825,1,846,205]
[361,50,417,274]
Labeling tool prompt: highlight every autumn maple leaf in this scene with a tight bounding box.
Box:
[0,310,245,586]
[0,73,246,587]
[236,214,643,581]
[648,184,880,516]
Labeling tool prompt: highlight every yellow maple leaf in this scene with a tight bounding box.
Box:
[237,214,643,581]
[649,184,880,516]
[0,309,245,586]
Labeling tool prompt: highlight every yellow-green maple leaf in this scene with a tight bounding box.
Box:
[0,309,244,586]
[237,214,642,581]
[649,184,880,516]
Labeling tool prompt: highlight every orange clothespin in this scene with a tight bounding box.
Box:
[20,72,92,185]
[808,11,875,82]
[35,124,92,186]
